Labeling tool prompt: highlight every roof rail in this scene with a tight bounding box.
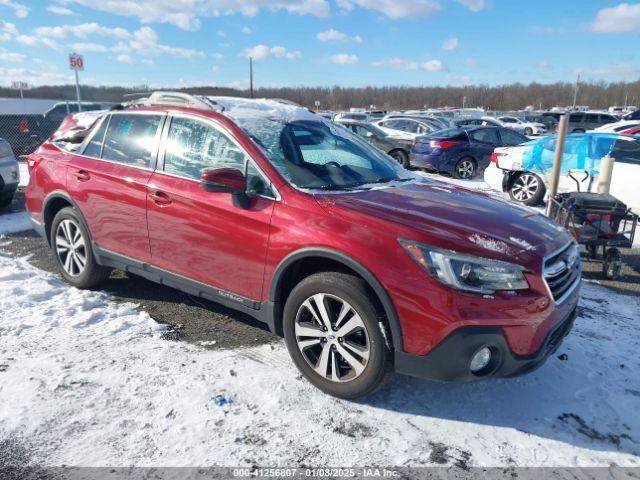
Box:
[125,91,225,112]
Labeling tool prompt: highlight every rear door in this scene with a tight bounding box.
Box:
[66,112,164,261]
[146,113,275,301]
[468,128,500,170]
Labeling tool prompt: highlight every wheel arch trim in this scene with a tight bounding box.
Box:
[42,190,92,245]
[268,247,404,351]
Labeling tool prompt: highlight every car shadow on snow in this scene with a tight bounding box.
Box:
[361,325,640,458]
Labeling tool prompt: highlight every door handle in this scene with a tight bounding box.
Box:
[150,190,172,206]
[72,169,90,182]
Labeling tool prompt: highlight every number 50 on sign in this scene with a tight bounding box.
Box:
[69,53,84,71]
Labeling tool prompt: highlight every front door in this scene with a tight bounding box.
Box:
[146,114,275,301]
[66,112,163,261]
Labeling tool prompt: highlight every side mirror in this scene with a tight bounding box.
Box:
[201,168,246,194]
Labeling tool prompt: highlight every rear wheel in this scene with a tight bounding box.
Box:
[389,149,409,168]
[572,128,585,133]
[453,157,477,179]
[509,172,546,206]
[50,207,111,288]
[283,272,392,399]
[524,127,533,136]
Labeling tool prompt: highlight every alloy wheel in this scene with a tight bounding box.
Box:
[511,173,540,201]
[55,219,87,277]
[457,160,475,179]
[294,293,370,383]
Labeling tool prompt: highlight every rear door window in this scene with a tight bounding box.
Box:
[499,128,527,146]
[570,113,584,122]
[470,128,499,144]
[102,114,162,168]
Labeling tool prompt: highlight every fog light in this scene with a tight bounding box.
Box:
[470,347,491,373]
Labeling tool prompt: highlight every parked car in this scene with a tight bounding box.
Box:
[25,92,580,399]
[523,114,558,133]
[373,117,437,140]
[621,126,640,136]
[0,137,19,207]
[410,126,530,179]
[593,120,640,133]
[335,119,413,167]
[385,113,454,130]
[333,112,369,122]
[498,116,547,136]
[484,134,640,211]
[456,117,511,129]
[566,112,618,133]
[622,109,640,121]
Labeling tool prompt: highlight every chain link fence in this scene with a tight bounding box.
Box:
[0,100,110,158]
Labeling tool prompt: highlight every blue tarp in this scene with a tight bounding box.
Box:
[520,133,621,176]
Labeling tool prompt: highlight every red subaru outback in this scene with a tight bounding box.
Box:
[25,93,580,399]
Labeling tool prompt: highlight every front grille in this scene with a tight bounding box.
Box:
[543,243,581,302]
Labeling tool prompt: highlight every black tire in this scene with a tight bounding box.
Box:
[283,272,392,400]
[524,127,533,136]
[453,157,477,179]
[50,207,111,289]
[572,128,585,133]
[509,172,546,206]
[0,193,13,208]
[389,149,410,168]
[603,248,622,280]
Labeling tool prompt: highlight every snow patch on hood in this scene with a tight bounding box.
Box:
[468,233,515,255]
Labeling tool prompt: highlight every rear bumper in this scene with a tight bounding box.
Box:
[483,163,507,192]
[409,152,451,171]
[395,305,577,382]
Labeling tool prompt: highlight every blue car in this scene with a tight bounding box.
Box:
[410,126,529,179]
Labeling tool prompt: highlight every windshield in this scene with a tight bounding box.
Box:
[238,118,413,190]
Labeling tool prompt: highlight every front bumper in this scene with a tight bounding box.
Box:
[394,305,577,382]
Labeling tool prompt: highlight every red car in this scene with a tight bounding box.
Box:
[25,93,581,399]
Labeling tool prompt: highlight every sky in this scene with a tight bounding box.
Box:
[0,0,639,89]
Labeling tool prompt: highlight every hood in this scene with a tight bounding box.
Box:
[315,180,572,263]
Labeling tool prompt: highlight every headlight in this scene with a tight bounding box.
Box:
[399,239,529,294]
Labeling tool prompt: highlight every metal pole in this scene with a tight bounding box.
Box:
[75,69,82,112]
[597,155,615,194]
[249,57,254,99]
[546,114,569,216]
[572,74,580,109]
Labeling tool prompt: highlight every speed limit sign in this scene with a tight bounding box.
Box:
[69,53,84,71]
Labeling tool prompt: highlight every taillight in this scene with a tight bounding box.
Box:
[490,152,506,164]
[429,140,460,149]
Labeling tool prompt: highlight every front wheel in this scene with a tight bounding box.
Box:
[283,272,392,399]
[524,127,533,136]
[50,207,111,288]
[509,172,546,206]
[453,157,477,179]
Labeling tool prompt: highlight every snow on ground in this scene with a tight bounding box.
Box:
[1,252,639,467]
